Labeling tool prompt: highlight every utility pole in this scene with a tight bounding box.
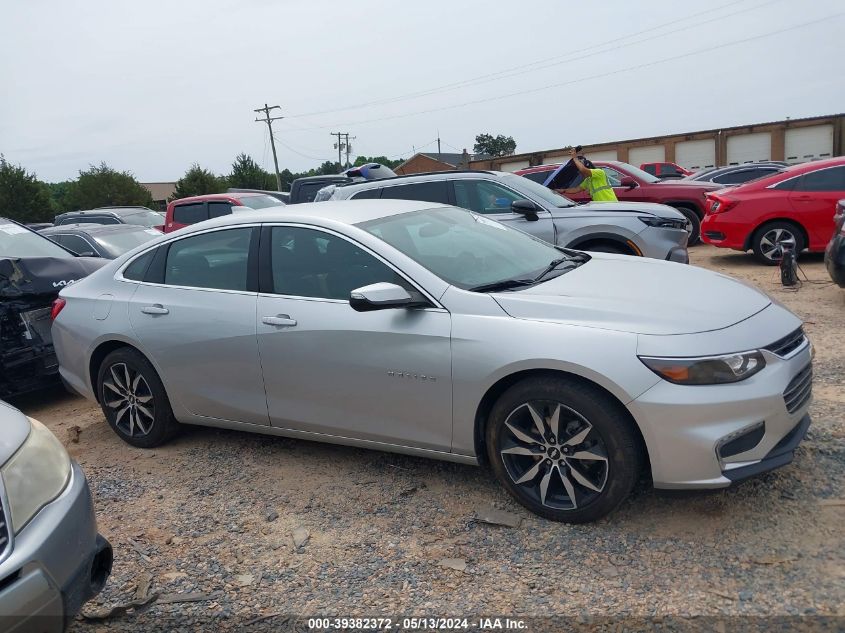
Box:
[255,104,283,190]
[343,133,356,168]
[437,131,441,154]
[331,132,344,169]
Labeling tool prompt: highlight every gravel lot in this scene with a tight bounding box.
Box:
[11,245,845,631]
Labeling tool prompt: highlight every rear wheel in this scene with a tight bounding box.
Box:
[751,221,805,265]
[486,376,642,523]
[673,206,701,246]
[97,347,178,448]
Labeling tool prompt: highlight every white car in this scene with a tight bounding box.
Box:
[52,201,812,522]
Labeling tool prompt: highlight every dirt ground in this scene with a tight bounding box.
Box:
[11,245,845,632]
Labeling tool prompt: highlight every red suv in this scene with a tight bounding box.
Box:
[517,161,721,245]
[165,192,282,233]
[641,162,692,179]
[701,157,845,264]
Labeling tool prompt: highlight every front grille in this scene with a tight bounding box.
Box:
[783,363,813,414]
[0,498,9,557]
[765,327,806,357]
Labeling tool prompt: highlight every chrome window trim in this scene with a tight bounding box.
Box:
[765,164,844,190]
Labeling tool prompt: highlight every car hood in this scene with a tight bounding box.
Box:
[0,401,31,466]
[651,179,722,191]
[0,256,107,298]
[552,201,685,220]
[491,254,771,335]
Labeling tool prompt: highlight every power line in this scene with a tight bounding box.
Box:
[272,134,331,162]
[285,0,776,121]
[284,13,843,132]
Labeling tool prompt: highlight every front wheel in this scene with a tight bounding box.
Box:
[673,206,701,246]
[486,376,642,523]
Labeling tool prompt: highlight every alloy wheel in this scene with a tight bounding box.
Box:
[102,362,155,437]
[759,227,796,262]
[499,400,608,510]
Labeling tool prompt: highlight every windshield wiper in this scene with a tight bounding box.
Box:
[531,257,575,283]
[469,278,535,293]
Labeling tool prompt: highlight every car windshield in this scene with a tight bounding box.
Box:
[358,207,580,290]
[122,210,165,227]
[94,228,161,256]
[500,173,575,207]
[0,222,74,258]
[614,163,660,183]
[239,195,284,210]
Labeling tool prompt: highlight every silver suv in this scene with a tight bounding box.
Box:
[321,170,689,263]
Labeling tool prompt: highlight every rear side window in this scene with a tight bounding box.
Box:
[123,249,157,281]
[379,182,449,204]
[173,203,207,224]
[57,234,95,255]
[208,201,233,219]
[164,228,252,291]
[520,171,552,184]
[350,188,382,200]
[642,164,657,175]
[795,166,845,192]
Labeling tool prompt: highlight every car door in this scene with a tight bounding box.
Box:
[127,226,269,425]
[450,179,556,244]
[788,166,845,247]
[255,224,453,451]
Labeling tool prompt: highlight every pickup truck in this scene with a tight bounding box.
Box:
[517,160,722,245]
[288,175,351,204]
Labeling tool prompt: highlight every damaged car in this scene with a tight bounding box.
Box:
[0,220,106,399]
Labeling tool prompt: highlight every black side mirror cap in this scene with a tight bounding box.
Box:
[511,199,540,221]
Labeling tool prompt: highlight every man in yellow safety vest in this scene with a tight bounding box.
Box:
[558,147,618,202]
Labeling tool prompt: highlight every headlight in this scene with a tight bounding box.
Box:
[1,417,71,534]
[639,351,766,385]
[638,216,688,230]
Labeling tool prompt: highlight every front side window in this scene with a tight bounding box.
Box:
[269,226,410,300]
[453,180,522,214]
[795,166,845,192]
[501,173,573,207]
[379,182,450,205]
[601,168,625,186]
[173,203,207,225]
[642,164,657,175]
[614,163,660,183]
[164,228,252,291]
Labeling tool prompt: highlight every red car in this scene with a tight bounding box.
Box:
[517,161,721,245]
[164,192,283,233]
[701,157,845,265]
[641,162,692,178]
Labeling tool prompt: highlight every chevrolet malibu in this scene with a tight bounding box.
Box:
[52,201,813,523]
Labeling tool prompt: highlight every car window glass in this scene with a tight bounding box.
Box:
[173,203,207,225]
[379,181,450,205]
[714,170,753,184]
[164,228,252,291]
[66,216,117,225]
[208,201,233,219]
[239,195,282,210]
[58,234,95,255]
[298,182,327,203]
[795,166,845,192]
[123,249,156,281]
[601,168,624,186]
[520,171,551,184]
[350,188,382,200]
[642,164,656,175]
[269,226,411,301]
[452,180,522,214]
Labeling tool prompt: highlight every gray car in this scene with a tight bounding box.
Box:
[39,223,163,259]
[320,170,690,263]
[0,401,111,631]
[52,201,812,522]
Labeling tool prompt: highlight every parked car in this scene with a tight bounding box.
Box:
[324,170,689,263]
[517,161,723,245]
[55,207,164,230]
[0,402,112,631]
[227,188,290,204]
[701,157,845,264]
[53,201,812,523]
[25,223,54,231]
[288,175,351,204]
[641,162,692,179]
[0,220,107,398]
[682,162,787,186]
[164,192,282,233]
[824,199,845,287]
[39,224,162,259]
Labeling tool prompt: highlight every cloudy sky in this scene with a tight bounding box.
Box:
[1,0,843,183]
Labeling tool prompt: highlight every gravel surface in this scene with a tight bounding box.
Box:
[11,245,845,632]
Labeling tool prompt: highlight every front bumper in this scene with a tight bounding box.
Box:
[638,226,689,263]
[0,462,112,632]
[824,235,845,288]
[628,333,813,489]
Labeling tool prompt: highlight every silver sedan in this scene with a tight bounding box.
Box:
[52,201,813,522]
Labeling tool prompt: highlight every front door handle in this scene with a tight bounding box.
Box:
[262,315,297,327]
[141,304,169,315]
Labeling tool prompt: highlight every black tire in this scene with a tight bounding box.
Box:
[673,206,701,246]
[580,242,629,255]
[486,376,642,523]
[751,221,805,266]
[96,347,178,448]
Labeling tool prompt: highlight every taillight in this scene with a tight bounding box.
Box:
[707,196,738,215]
[51,297,66,321]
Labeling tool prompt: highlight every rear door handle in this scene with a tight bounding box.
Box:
[794,195,813,201]
[141,304,169,315]
[262,314,297,327]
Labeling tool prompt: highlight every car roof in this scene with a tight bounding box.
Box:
[334,170,500,192]
[41,223,153,235]
[170,192,269,205]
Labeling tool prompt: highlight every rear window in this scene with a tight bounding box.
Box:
[297,182,329,203]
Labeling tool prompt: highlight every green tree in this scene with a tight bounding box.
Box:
[229,153,275,190]
[0,155,56,223]
[64,163,154,210]
[473,133,517,157]
[352,155,403,169]
[48,180,74,213]
[171,163,227,200]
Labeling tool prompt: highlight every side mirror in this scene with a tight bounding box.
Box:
[511,199,540,221]
[620,177,638,189]
[350,282,415,312]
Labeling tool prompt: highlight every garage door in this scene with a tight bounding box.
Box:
[545,149,618,164]
[727,133,771,164]
[785,125,834,164]
[499,160,530,172]
[675,139,716,170]
[628,146,666,167]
